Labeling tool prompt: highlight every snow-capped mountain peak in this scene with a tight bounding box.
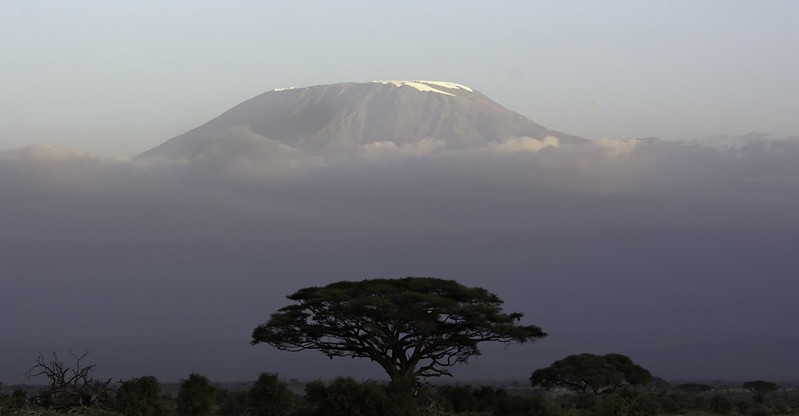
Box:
[138,80,582,159]
[373,80,474,96]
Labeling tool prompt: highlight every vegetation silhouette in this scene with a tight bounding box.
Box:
[6,276,799,415]
[743,380,780,403]
[247,373,295,416]
[25,349,114,410]
[116,376,165,416]
[530,353,652,394]
[251,277,546,391]
[4,350,799,415]
[176,373,215,416]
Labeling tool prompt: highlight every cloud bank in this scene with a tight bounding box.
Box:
[2,136,799,383]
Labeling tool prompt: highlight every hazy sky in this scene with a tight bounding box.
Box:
[2,2,799,384]
[2,1,799,155]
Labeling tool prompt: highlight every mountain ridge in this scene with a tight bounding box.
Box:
[138,80,583,159]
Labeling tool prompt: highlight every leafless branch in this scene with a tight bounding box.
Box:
[26,349,114,410]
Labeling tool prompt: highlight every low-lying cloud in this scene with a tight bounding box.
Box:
[2,135,798,383]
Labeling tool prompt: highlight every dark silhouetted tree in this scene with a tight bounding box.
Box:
[116,376,164,416]
[217,388,248,416]
[530,353,652,394]
[247,373,295,416]
[742,380,779,403]
[252,277,546,392]
[176,373,215,416]
[27,350,114,410]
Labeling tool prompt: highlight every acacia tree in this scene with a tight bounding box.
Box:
[743,380,779,403]
[530,353,652,394]
[251,277,546,385]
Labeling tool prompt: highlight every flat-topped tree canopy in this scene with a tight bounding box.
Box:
[530,353,653,394]
[251,277,546,381]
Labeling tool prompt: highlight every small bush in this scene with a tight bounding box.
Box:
[176,374,215,416]
[304,377,388,416]
[116,376,163,416]
[593,389,658,416]
[749,404,771,416]
[437,384,479,413]
[248,373,295,416]
[736,399,752,415]
[11,389,27,409]
[709,394,733,414]
[495,392,563,416]
[216,388,248,416]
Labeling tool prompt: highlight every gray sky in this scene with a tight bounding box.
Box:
[2,1,799,155]
[2,2,799,385]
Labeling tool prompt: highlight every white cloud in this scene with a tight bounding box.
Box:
[487,135,560,154]
[178,127,325,181]
[359,137,447,160]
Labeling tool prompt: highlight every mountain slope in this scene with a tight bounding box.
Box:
[139,80,583,159]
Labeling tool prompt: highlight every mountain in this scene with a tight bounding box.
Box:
[138,80,583,159]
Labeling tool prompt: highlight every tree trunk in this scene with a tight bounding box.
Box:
[386,374,419,416]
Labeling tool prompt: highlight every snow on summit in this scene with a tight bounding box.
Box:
[138,79,583,160]
[374,80,474,96]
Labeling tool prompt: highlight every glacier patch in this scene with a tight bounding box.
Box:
[373,80,473,96]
